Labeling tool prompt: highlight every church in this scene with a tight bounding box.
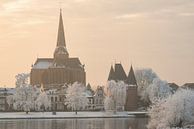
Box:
[30,10,86,89]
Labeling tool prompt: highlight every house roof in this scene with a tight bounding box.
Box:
[0,88,15,95]
[182,83,194,89]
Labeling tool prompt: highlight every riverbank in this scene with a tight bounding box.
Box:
[0,111,148,119]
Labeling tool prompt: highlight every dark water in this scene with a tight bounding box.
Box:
[0,118,148,129]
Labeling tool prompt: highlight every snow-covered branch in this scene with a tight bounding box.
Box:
[105,80,127,112]
[8,73,39,113]
[35,90,51,111]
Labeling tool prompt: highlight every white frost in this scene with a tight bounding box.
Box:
[65,82,88,114]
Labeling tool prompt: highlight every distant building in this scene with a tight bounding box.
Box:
[108,63,138,111]
[85,87,95,110]
[182,83,194,90]
[47,87,67,111]
[0,88,7,111]
[30,10,86,89]
[0,88,15,111]
[93,86,105,110]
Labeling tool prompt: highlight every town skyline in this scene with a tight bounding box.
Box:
[0,0,194,87]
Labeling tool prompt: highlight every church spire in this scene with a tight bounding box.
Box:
[53,9,69,66]
[57,9,66,47]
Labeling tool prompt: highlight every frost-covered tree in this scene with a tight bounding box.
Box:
[7,73,39,114]
[13,85,38,113]
[106,80,127,112]
[148,89,194,129]
[146,78,172,103]
[65,82,88,114]
[15,73,29,88]
[35,90,51,112]
[135,68,172,105]
[135,68,158,102]
[147,98,167,129]
[104,96,114,111]
[6,95,14,110]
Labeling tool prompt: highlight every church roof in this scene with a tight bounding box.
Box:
[33,58,53,69]
[126,65,137,85]
[32,58,83,69]
[66,58,83,69]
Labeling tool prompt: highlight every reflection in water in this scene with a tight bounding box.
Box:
[0,118,148,129]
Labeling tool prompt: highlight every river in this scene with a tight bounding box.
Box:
[0,118,148,129]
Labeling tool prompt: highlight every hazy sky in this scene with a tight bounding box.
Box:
[0,0,194,88]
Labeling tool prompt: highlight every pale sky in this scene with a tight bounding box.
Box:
[0,0,194,88]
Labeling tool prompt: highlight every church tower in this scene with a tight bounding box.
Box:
[107,64,138,111]
[125,65,138,111]
[53,9,69,66]
[30,9,86,89]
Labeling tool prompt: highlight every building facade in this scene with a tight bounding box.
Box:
[46,88,67,111]
[30,10,86,89]
[0,88,15,111]
[0,88,8,111]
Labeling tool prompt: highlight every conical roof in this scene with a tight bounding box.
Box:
[108,65,115,81]
[126,65,137,85]
[114,63,127,81]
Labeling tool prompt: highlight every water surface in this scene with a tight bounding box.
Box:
[0,118,148,129]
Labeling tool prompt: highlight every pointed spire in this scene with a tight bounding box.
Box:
[57,9,66,47]
[108,65,115,81]
[53,9,69,66]
[126,65,137,85]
